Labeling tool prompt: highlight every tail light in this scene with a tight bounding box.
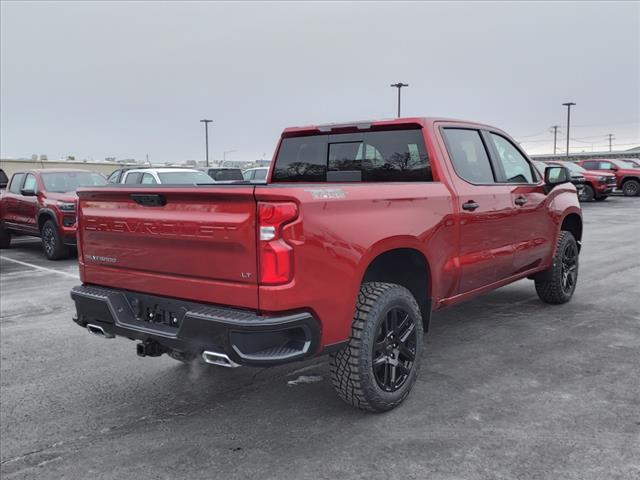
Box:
[258,202,298,285]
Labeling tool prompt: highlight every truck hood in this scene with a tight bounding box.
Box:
[44,191,77,203]
[582,171,615,180]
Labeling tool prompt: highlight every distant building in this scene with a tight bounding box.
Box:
[531,146,640,162]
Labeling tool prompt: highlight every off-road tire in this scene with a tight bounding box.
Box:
[622,179,640,197]
[330,282,424,412]
[580,184,595,202]
[535,231,579,304]
[41,219,69,260]
[0,228,11,248]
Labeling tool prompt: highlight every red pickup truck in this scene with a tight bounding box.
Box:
[70,118,582,411]
[577,159,640,196]
[0,169,107,259]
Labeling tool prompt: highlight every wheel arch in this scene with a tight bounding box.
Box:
[37,209,58,232]
[360,247,432,330]
[560,212,583,250]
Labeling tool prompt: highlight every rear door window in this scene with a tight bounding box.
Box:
[442,129,495,184]
[253,169,267,181]
[9,173,25,193]
[141,173,157,184]
[124,172,142,184]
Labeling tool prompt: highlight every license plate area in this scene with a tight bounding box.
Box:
[123,292,188,332]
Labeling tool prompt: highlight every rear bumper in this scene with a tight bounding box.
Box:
[70,284,320,366]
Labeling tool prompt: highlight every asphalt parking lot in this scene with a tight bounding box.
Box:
[1,197,639,480]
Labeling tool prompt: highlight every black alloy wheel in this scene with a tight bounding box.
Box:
[561,241,578,295]
[42,222,57,257]
[622,179,640,197]
[580,184,595,202]
[40,219,69,260]
[372,307,417,393]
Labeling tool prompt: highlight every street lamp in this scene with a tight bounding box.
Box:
[390,82,409,118]
[562,103,575,158]
[200,119,213,167]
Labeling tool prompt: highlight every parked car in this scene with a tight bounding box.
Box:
[544,160,614,202]
[577,159,640,196]
[533,161,585,199]
[242,167,269,182]
[107,166,140,183]
[0,169,9,190]
[0,169,107,259]
[200,168,244,183]
[618,158,640,168]
[70,117,582,412]
[119,168,213,185]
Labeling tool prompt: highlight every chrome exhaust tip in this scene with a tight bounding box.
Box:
[202,350,240,368]
[86,323,115,339]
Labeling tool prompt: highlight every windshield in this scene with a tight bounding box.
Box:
[157,171,213,184]
[533,161,547,174]
[42,171,107,192]
[615,160,639,169]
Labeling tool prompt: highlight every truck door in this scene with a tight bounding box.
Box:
[439,127,515,294]
[17,173,39,232]
[484,132,553,275]
[3,173,25,229]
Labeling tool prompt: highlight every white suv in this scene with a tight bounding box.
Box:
[120,168,213,185]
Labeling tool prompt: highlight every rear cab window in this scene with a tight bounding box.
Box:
[272,128,432,182]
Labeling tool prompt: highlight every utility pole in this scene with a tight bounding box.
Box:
[200,119,213,167]
[562,102,575,158]
[550,125,559,155]
[607,133,614,152]
[390,82,409,118]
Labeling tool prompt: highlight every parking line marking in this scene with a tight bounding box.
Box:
[0,256,80,279]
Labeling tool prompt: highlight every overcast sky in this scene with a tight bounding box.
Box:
[1,1,639,163]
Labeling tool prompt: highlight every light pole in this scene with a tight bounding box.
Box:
[390,82,409,118]
[550,125,559,155]
[562,102,575,158]
[200,119,212,167]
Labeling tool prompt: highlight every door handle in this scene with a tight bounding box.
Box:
[462,200,479,211]
[515,196,527,206]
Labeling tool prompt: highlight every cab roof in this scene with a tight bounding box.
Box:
[281,117,495,137]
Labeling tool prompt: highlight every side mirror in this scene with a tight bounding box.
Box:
[610,166,619,171]
[544,166,570,194]
[20,188,36,196]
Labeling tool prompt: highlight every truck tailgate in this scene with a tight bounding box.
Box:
[76,186,259,308]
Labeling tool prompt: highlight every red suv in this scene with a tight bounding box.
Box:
[545,160,615,202]
[0,169,107,259]
[578,159,640,196]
